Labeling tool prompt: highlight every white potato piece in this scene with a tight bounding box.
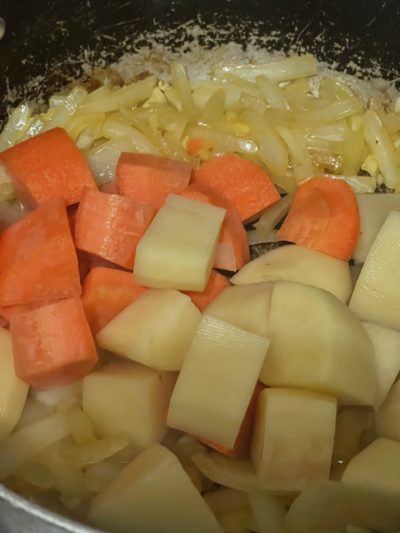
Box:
[168,314,269,449]
[353,194,400,264]
[83,362,176,448]
[0,328,29,440]
[251,388,336,492]
[374,379,400,441]
[205,283,272,337]
[262,282,376,405]
[134,194,226,291]
[362,322,400,409]
[284,480,364,533]
[249,491,286,533]
[231,245,352,302]
[97,289,201,371]
[350,211,400,330]
[342,438,400,532]
[88,443,223,533]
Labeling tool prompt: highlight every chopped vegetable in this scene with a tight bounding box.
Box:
[88,443,223,533]
[167,314,268,449]
[179,184,250,271]
[75,188,154,269]
[193,155,280,223]
[0,199,81,306]
[278,177,360,261]
[0,127,96,206]
[83,362,176,447]
[116,152,192,209]
[97,289,201,371]
[184,270,230,311]
[0,328,29,440]
[10,297,98,389]
[82,267,147,334]
[134,194,226,291]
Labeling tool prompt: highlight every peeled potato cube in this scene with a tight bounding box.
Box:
[342,437,400,532]
[284,480,364,533]
[83,362,176,448]
[97,289,201,371]
[167,314,269,449]
[262,281,376,406]
[205,282,272,337]
[88,443,223,533]
[134,194,226,291]
[353,193,400,264]
[362,322,400,409]
[231,244,352,303]
[0,328,29,440]
[251,388,337,492]
[374,379,400,441]
[350,211,400,330]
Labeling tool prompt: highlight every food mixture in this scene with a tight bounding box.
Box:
[0,52,400,533]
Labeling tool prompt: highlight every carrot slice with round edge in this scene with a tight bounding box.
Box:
[277,177,360,261]
[10,297,98,390]
[75,188,155,270]
[82,267,147,335]
[184,270,230,311]
[179,184,250,272]
[0,199,81,307]
[116,153,192,209]
[0,127,96,207]
[193,154,280,223]
[197,382,265,458]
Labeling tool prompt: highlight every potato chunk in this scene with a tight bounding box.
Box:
[231,244,352,302]
[0,328,29,440]
[134,194,226,291]
[362,321,400,409]
[167,314,269,449]
[342,438,400,532]
[350,211,400,330]
[261,281,376,405]
[205,282,272,337]
[88,443,223,533]
[251,388,337,492]
[97,289,201,371]
[83,362,176,448]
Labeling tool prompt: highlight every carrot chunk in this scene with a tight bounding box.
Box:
[116,153,192,209]
[277,177,360,261]
[0,199,81,307]
[198,382,264,458]
[82,267,147,334]
[185,137,211,157]
[180,184,250,271]
[75,188,155,270]
[184,270,230,311]
[193,154,280,222]
[10,298,98,390]
[0,128,96,206]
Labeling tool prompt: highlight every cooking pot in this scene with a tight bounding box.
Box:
[0,0,399,531]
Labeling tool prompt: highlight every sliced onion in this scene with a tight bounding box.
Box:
[171,62,197,119]
[256,76,290,110]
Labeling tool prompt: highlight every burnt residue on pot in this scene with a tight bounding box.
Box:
[1,0,400,128]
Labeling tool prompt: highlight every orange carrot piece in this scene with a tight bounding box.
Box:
[198,382,265,458]
[0,199,81,307]
[0,127,96,207]
[193,154,280,222]
[116,153,192,209]
[186,137,210,157]
[10,297,98,390]
[75,188,155,269]
[277,177,360,261]
[0,301,56,325]
[180,184,250,271]
[184,270,230,311]
[82,267,147,334]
